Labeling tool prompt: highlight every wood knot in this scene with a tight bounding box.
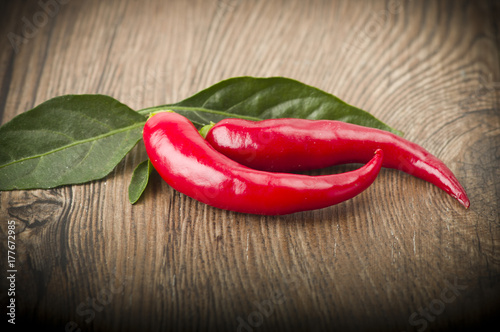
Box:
[7,190,65,229]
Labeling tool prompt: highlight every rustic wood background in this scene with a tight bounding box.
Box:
[1,0,499,331]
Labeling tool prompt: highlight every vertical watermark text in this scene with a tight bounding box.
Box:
[6,220,17,325]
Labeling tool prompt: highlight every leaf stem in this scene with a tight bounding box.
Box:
[137,104,262,121]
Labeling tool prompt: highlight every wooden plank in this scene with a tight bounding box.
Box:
[1,0,499,331]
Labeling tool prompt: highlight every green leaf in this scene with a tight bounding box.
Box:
[0,95,146,190]
[138,76,402,135]
[128,159,153,204]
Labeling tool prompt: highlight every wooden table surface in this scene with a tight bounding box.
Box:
[1,0,499,331]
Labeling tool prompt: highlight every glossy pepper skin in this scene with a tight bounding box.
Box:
[143,112,384,215]
[204,118,470,209]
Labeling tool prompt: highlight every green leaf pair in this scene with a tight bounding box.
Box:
[0,77,401,204]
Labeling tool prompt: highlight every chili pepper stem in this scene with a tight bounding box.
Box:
[199,122,216,138]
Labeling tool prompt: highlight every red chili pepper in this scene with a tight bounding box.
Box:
[143,112,384,215]
[204,118,470,209]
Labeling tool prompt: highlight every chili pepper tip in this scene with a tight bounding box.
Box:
[457,194,470,209]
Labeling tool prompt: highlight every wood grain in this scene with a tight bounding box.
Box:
[1,0,499,331]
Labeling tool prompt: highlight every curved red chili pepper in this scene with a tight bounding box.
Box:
[204,118,470,209]
[143,112,384,215]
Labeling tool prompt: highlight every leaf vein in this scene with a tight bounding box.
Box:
[0,121,145,169]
